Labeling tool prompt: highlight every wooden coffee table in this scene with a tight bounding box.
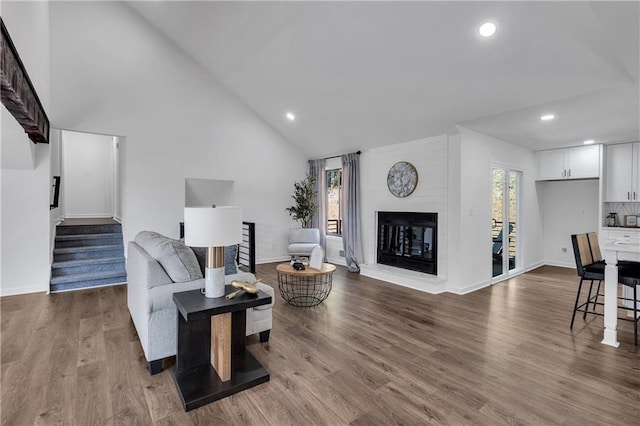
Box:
[276,263,336,307]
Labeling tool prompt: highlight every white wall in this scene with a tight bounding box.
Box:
[455,127,544,294]
[446,133,462,289]
[49,1,307,263]
[356,129,544,295]
[62,130,114,218]
[185,179,234,208]
[49,128,62,183]
[49,128,63,262]
[539,179,600,267]
[113,136,123,221]
[1,107,36,170]
[0,1,51,296]
[362,135,449,267]
[2,147,51,296]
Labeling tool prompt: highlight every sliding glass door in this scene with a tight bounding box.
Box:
[491,166,521,281]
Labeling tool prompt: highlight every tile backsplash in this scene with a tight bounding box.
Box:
[603,202,640,227]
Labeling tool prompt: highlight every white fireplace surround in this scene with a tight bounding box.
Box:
[361,208,447,295]
[360,263,447,294]
[359,137,449,294]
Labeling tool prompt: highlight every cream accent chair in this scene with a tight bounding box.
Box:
[287,228,321,258]
[127,231,274,375]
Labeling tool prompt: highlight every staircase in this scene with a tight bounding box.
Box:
[50,221,126,292]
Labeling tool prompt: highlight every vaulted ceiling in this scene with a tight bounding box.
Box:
[129,1,639,158]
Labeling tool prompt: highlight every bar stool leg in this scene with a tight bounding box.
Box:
[593,280,602,312]
[571,278,585,329]
[584,280,595,320]
[634,284,638,346]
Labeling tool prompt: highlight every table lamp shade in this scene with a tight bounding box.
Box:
[184,206,242,247]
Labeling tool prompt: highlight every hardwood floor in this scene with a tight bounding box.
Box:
[2,264,639,425]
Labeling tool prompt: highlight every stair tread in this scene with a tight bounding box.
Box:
[51,222,125,292]
[50,270,126,285]
[56,233,122,240]
[52,257,125,268]
[53,244,123,254]
[56,224,122,236]
[50,279,126,293]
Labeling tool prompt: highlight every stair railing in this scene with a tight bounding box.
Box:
[179,221,256,274]
[50,176,60,210]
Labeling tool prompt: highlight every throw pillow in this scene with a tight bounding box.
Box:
[225,245,238,275]
[190,245,238,276]
[135,231,203,283]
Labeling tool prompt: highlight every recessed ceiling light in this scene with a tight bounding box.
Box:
[286,112,296,121]
[478,22,497,37]
[540,114,556,121]
[583,140,595,145]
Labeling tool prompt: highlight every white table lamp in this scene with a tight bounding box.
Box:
[184,206,242,298]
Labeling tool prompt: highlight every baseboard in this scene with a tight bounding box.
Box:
[525,260,546,272]
[50,281,127,294]
[448,264,546,295]
[64,214,113,219]
[113,216,122,223]
[447,279,490,295]
[541,260,575,269]
[256,256,290,265]
[326,257,347,267]
[0,285,48,297]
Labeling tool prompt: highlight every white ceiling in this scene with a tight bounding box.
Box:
[128,1,639,158]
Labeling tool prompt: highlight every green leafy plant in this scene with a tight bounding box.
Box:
[286,173,317,228]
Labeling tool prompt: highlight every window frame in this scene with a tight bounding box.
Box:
[326,168,342,236]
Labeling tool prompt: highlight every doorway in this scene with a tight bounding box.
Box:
[61,130,121,220]
[491,166,521,281]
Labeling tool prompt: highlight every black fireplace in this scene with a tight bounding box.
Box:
[377,211,437,275]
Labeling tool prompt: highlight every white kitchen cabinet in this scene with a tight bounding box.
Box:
[536,145,600,181]
[601,228,640,239]
[537,150,565,180]
[604,142,640,202]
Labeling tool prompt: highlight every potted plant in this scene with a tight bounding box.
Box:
[286,173,317,228]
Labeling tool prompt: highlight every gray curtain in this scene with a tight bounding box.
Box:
[309,159,327,249]
[341,152,363,272]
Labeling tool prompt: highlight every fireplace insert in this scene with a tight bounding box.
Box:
[377,211,437,275]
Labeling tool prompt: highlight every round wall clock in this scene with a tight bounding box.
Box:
[387,161,418,198]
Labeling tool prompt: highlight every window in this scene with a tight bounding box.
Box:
[326,168,342,235]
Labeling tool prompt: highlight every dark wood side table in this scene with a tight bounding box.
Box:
[172,286,272,411]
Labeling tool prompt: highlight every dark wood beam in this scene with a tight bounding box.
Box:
[0,17,49,144]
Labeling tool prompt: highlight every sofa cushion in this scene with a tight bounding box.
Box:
[190,245,238,275]
[253,283,275,310]
[288,242,320,256]
[135,231,203,283]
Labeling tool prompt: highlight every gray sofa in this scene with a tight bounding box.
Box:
[127,231,274,374]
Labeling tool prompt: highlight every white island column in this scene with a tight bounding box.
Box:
[602,247,620,347]
[600,238,640,348]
